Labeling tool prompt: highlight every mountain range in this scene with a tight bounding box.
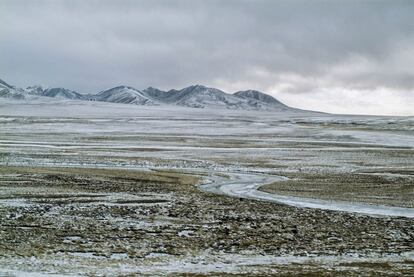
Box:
[0,77,292,111]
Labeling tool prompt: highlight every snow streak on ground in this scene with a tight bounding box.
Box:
[200,172,414,218]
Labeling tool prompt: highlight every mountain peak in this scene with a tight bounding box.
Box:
[110,85,136,91]
[95,85,156,105]
[42,87,83,99]
[143,86,165,94]
[234,89,285,106]
[143,86,167,99]
[190,84,208,89]
[145,86,159,91]
[178,84,211,93]
[27,85,47,90]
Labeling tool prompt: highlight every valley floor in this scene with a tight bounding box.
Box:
[0,99,413,275]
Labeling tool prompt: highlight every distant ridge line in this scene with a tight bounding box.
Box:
[1,77,298,111]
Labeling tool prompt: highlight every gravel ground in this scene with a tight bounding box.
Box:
[0,166,413,275]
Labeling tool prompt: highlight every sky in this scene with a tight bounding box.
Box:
[1,0,414,115]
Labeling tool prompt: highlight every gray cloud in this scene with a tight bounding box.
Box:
[1,0,413,115]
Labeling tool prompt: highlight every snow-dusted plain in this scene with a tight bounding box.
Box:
[0,98,413,275]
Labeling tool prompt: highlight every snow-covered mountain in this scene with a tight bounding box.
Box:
[0,78,26,99]
[0,77,295,111]
[92,86,158,105]
[142,86,169,100]
[234,90,289,110]
[26,86,84,100]
[25,85,45,95]
[156,85,249,109]
[154,85,291,110]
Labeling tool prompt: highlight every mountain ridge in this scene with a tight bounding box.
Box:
[26,86,84,100]
[0,77,295,111]
[0,78,26,99]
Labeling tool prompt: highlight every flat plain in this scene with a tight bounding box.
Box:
[0,99,413,275]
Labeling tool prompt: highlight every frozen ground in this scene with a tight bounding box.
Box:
[0,99,413,275]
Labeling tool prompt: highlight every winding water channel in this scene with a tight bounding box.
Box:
[199,171,414,218]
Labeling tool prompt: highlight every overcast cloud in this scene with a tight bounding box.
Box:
[1,0,413,115]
